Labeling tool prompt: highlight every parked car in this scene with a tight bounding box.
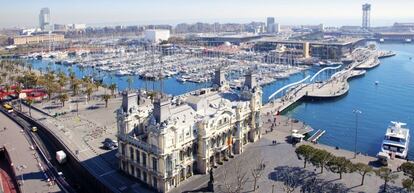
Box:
[103,138,117,150]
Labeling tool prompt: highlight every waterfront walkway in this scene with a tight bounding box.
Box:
[170,114,406,193]
[263,69,366,115]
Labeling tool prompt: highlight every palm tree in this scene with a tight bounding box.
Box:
[102,94,111,108]
[127,76,133,90]
[94,81,102,91]
[58,93,69,107]
[4,84,10,93]
[85,84,94,101]
[71,80,81,96]
[28,63,33,72]
[108,83,117,96]
[15,83,23,110]
[57,72,68,92]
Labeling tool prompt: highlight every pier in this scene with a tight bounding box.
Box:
[263,48,386,116]
[307,129,326,143]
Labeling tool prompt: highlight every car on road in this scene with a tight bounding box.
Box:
[103,138,118,150]
[3,103,13,113]
[31,126,38,132]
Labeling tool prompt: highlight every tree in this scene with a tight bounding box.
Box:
[18,72,38,89]
[45,82,59,101]
[353,162,373,186]
[58,93,69,107]
[221,159,249,193]
[57,72,68,92]
[251,157,266,191]
[26,98,33,117]
[310,149,332,174]
[85,84,94,101]
[398,162,414,192]
[108,83,117,96]
[71,80,81,96]
[402,179,414,193]
[102,94,111,108]
[295,145,315,168]
[127,76,133,90]
[376,167,399,192]
[326,156,352,179]
[15,84,22,111]
[94,81,102,91]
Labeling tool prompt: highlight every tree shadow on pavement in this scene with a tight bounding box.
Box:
[182,185,212,193]
[269,166,348,193]
[377,184,407,193]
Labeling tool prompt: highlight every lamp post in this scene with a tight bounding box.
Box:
[353,109,362,158]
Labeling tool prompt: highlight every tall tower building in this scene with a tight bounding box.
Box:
[362,3,371,29]
[39,7,51,31]
[267,17,275,33]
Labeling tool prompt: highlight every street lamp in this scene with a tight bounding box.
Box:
[353,109,362,158]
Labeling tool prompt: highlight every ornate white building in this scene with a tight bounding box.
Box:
[116,69,262,192]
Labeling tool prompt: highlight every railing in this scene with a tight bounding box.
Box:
[119,134,162,155]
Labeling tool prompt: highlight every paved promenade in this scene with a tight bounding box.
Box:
[0,112,61,193]
[263,69,366,116]
[169,114,406,193]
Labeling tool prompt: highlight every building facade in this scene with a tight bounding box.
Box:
[145,29,171,43]
[116,69,262,192]
[12,34,65,45]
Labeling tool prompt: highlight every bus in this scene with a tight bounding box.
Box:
[3,103,13,113]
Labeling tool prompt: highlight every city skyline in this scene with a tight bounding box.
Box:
[1,0,414,28]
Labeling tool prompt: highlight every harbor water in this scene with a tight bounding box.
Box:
[26,43,414,159]
[286,43,414,159]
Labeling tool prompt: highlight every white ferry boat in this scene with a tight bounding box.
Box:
[379,121,410,159]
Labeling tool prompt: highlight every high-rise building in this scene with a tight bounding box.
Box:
[267,17,280,34]
[267,17,275,33]
[39,8,51,31]
[362,3,371,29]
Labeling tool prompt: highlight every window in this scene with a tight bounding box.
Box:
[153,177,158,188]
[136,150,140,163]
[122,161,127,171]
[121,144,126,156]
[136,168,141,179]
[180,151,184,161]
[143,172,147,182]
[130,165,135,176]
[142,153,147,167]
[130,147,134,159]
[152,157,158,172]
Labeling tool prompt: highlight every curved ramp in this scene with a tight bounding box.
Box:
[268,75,310,100]
[310,65,342,82]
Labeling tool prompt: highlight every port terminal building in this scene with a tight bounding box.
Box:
[253,38,365,60]
[116,69,262,192]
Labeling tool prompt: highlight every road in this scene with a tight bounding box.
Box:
[0,107,64,193]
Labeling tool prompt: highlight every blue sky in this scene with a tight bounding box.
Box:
[1,0,414,28]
